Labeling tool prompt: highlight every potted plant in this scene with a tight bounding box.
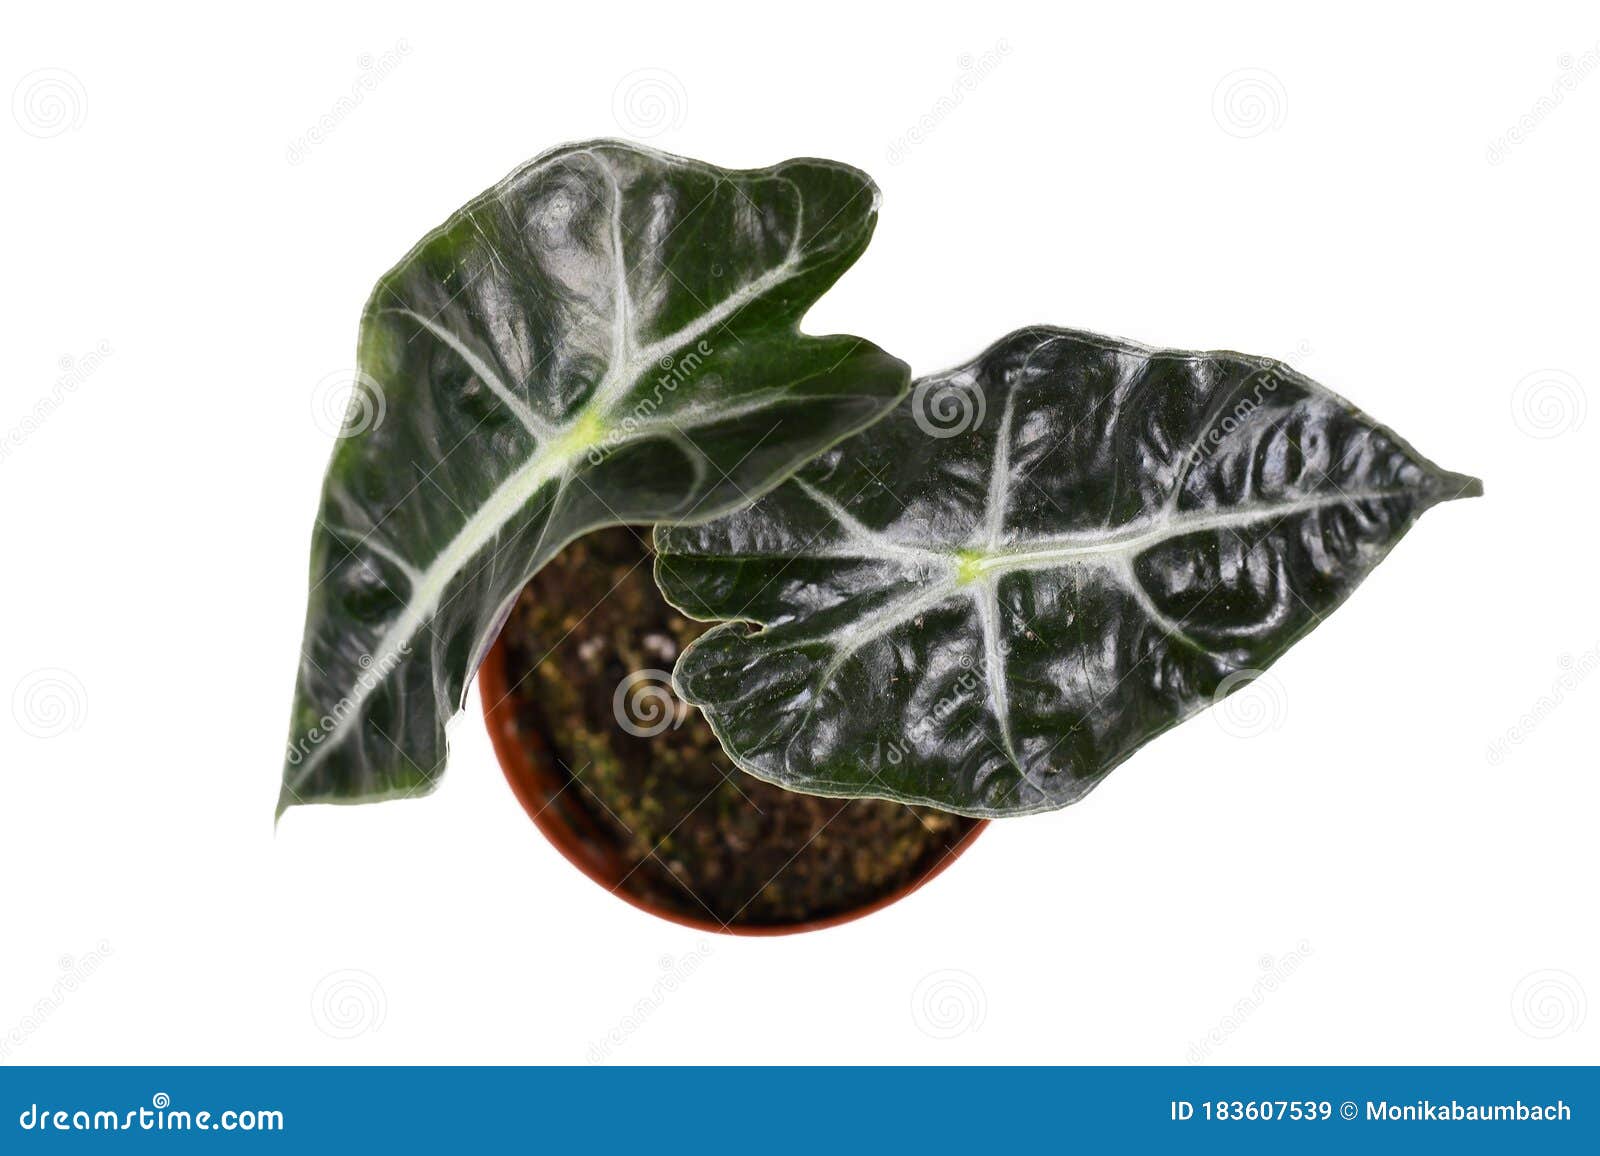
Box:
[478,525,983,933]
[280,141,1479,931]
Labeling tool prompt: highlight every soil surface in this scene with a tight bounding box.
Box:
[496,525,980,928]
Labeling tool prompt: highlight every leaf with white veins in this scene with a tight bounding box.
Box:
[280,141,908,814]
[656,326,1481,817]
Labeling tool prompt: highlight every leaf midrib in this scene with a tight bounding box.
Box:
[289,161,813,788]
[680,487,1413,589]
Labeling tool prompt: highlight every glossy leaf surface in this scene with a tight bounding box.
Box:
[281,141,908,813]
[656,327,1480,817]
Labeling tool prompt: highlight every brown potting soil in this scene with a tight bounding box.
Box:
[495,525,980,928]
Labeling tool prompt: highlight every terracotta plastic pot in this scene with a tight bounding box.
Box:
[479,633,986,936]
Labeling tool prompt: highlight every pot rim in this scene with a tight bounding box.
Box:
[478,631,987,937]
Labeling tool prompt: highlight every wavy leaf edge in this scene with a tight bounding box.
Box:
[280,139,910,816]
[655,324,1482,818]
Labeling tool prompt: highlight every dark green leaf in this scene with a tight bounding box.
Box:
[656,326,1480,817]
[281,141,908,814]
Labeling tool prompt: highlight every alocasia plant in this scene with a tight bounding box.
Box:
[655,326,1481,817]
[280,141,908,814]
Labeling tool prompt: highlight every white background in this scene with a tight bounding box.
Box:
[3,1,1595,1065]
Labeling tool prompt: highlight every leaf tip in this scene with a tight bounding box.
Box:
[1435,469,1485,502]
[274,779,302,827]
